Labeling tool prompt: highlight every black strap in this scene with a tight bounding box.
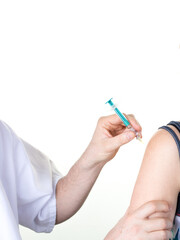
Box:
[168,121,180,132]
[159,125,180,158]
[160,122,180,217]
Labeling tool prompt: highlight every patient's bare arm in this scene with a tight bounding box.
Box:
[128,127,180,222]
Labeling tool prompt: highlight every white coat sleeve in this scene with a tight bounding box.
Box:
[0,120,63,234]
[16,138,63,233]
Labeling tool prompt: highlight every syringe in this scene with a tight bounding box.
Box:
[105,98,142,142]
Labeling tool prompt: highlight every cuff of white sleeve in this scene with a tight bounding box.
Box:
[45,175,62,233]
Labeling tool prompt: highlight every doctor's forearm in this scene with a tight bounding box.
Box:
[55,114,141,224]
[55,147,105,224]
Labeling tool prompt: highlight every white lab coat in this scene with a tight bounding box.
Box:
[0,120,62,239]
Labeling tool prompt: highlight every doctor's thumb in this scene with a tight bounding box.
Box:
[111,131,135,149]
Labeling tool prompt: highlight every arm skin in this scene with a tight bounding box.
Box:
[54,116,174,240]
[55,149,105,223]
[128,125,180,227]
[104,200,173,240]
[55,114,141,224]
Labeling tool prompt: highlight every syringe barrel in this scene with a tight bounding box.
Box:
[114,108,130,127]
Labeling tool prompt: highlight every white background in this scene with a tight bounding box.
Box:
[0,0,180,239]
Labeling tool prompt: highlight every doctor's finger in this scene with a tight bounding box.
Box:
[145,218,173,232]
[105,131,135,151]
[124,113,142,132]
[146,230,173,240]
[99,114,123,125]
[134,200,170,219]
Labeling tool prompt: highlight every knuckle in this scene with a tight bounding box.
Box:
[98,116,104,123]
[127,113,135,118]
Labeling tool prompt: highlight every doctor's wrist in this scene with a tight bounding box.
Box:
[79,145,107,171]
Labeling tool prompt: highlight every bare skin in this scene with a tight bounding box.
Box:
[55,114,173,239]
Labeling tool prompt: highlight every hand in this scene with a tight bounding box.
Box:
[104,200,173,240]
[86,114,142,166]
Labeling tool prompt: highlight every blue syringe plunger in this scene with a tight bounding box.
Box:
[105,98,114,107]
[105,98,130,127]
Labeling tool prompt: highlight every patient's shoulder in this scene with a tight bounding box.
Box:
[146,126,180,161]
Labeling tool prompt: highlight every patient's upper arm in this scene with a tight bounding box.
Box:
[128,128,180,221]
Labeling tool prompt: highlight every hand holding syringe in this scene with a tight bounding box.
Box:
[106,98,143,143]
